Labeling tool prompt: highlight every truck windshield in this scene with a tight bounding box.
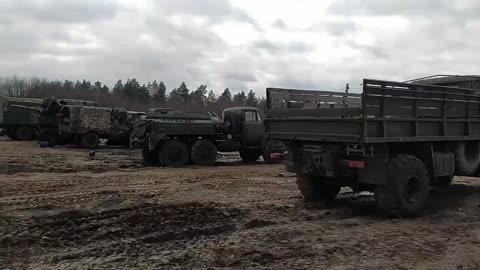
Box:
[245,111,260,122]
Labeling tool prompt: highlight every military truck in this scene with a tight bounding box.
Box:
[265,78,480,217]
[56,105,132,149]
[38,97,100,146]
[0,96,43,140]
[136,107,284,166]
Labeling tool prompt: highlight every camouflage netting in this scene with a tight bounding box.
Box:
[61,106,130,135]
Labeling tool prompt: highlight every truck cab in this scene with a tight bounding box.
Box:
[222,107,284,162]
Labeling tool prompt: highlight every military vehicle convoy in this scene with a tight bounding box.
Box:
[0,96,43,140]
[136,107,284,166]
[265,76,480,217]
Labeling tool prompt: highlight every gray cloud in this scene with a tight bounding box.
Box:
[153,0,259,28]
[272,19,287,30]
[315,20,357,36]
[0,0,121,23]
[251,40,314,55]
[327,0,480,18]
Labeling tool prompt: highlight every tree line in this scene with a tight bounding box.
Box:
[0,76,266,116]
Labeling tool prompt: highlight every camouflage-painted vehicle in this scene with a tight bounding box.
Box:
[0,96,43,140]
[56,105,132,149]
[38,97,100,146]
[136,107,285,166]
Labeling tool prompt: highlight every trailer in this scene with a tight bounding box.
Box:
[265,78,480,217]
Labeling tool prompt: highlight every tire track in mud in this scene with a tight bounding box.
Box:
[0,202,246,268]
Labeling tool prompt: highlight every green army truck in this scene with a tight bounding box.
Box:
[136,107,284,166]
[56,105,132,149]
[38,97,100,146]
[0,96,43,140]
[265,77,480,217]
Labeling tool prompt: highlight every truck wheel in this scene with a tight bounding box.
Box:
[142,146,159,164]
[375,154,430,217]
[80,132,100,149]
[296,174,341,201]
[158,140,189,167]
[453,141,480,176]
[15,127,34,140]
[6,128,17,140]
[191,139,217,166]
[436,175,454,187]
[240,148,261,162]
[38,128,58,147]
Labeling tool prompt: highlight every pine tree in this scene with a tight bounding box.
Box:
[218,88,232,104]
[245,89,258,107]
[233,91,246,106]
[207,90,216,103]
[169,82,189,102]
[113,80,123,94]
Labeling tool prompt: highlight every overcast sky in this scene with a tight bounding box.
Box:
[0,0,479,94]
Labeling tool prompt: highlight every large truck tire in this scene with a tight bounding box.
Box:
[15,127,35,140]
[375,154,430,217]
[158,140,189,167]
[80,132,100,149]
[239,148,261,162]
[453,141,480,176]
[191,139,217,166]
[262,141,275,164]
[6,128,17,140]
[38,128,60,147]
[296,174,341,202]
[142,146,159,164]
[436,175,454,187]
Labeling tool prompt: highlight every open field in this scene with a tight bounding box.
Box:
[2,138,480,269]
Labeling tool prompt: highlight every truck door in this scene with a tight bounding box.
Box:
[242,110,265,147]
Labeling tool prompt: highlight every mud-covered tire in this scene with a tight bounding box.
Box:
[375,154,430,217]
[142,146,159,164]
[6,128,17,140]
[15,127,35,140]
[38,128,59,147]
[239,148,261,162]
[158,140,189,167]
[262,142,274,164]
[453,141,480,176]
[191,139,217,166]
[296,174,341,202]
[80,132,100,149]
[436,175,454,187]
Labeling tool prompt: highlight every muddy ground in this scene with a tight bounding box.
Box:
[2,138,480,269]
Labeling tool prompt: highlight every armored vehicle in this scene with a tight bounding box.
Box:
[57,105,131,149]
[0,96,43,140]
[38,97,100,146]
[137,107,284,166]
[265,78,480,217]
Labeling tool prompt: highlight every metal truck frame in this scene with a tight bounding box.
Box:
[265,78,480,217]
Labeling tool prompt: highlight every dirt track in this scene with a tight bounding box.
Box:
[2,138,480,269]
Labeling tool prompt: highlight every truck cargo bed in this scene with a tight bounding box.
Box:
[266,79,480,144]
